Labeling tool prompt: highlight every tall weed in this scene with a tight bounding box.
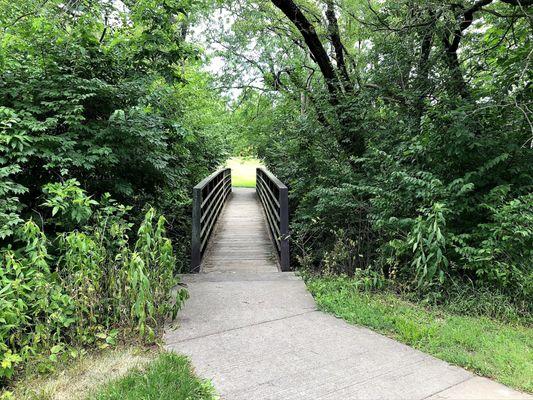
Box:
[0,182,187,386]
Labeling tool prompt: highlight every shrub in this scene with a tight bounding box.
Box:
[453,192,533,309]
[407,203,449,289]
[254,95,532,313]
[0,221,74,380]
[0,182,187,385]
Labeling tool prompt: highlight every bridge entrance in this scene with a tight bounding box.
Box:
[191,168,289,272]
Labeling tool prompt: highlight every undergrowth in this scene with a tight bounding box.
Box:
[0,180,187,388]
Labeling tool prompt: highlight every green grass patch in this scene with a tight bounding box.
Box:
[306,276,533,393]
[89,353,216,400]
[226,157,263,188]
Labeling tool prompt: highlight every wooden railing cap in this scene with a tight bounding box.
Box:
[194,167,231,190]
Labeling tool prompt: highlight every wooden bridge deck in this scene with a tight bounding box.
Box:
[201,187,279,273]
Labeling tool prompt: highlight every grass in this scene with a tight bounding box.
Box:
[6,349,215,400]
[226,157,263,188]
[89,353,216,400]
[306,276,533,393]
[6,347,157,400]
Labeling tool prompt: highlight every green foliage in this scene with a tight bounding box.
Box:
[453,192,533,307]
[0,221,74,380]
[43,179,98,227]
[0,0,228,245]
[0,107,32,239]
[0,2,229,386]
[407,203,449,289]
[217,0,533,311]
[128,208,188,339]
[0,182,187,385]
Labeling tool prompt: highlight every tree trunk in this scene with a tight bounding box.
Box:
[271,0,339,102]
[325,0,350,90]
[271,0,365,156]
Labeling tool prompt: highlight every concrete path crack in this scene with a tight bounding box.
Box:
[165,309,318,345]
[420,376,475,400]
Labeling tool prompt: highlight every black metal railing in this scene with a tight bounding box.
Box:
[191,168,232,271]
[256,167,290,271]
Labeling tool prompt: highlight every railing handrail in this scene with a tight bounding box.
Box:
[191,168,232,271]
[256,166,287,190]
[194,168,229,190]
[256,167,290,271]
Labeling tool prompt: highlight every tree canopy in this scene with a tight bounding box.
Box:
[202,0,532,306]
[0,0,532,387]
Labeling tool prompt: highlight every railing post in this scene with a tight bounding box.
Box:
[227,169,232,194]
[191,187,202,271]
[279,186,290,271]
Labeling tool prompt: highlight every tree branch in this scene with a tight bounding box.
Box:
[500,0,533,5]
[325,0,350,89]
[271,0,339,102]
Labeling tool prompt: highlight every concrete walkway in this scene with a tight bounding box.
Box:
[164,188,531,400]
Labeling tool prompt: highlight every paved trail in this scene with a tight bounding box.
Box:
[165,187,530,400]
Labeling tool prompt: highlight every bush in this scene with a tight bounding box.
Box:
[1,1,227,386]
[0,181,187,385]
[453,192,533,309]
[0,0,228,249]
[251,88,532,313]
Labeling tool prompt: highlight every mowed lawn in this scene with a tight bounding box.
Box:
[226,157,263,188]
[9,349,215,400]
[90,353,215,400]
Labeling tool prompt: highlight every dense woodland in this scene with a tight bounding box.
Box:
[0,0,531,389]
[222,0,532,310]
